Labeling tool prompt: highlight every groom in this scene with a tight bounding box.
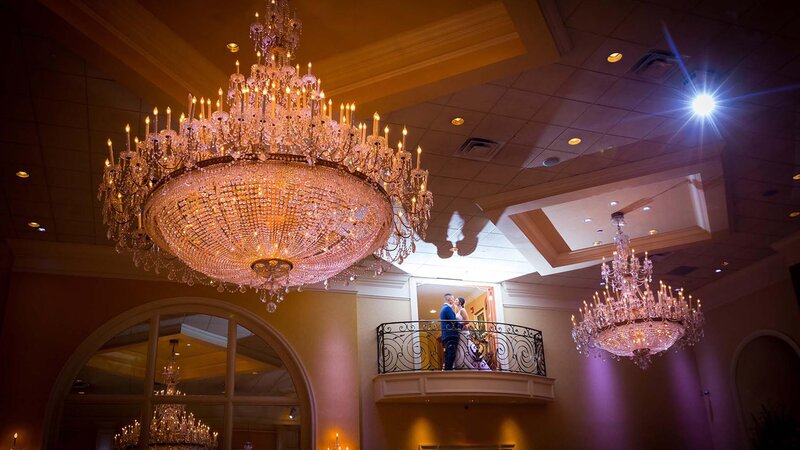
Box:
[439,293,461,370]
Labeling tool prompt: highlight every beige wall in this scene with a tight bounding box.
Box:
[6,261,796,450]
[0,272,360,450]
[693,277,800,450]
[356,299,714,449]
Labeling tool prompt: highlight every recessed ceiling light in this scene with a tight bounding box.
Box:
[649,229,658,235]
[714,268,722,273]
[607,52,623,63]
[722,261,729,266]
[568,137,582,145]
[15,170,29,178]
[790,211,800,218]
[226,42,239,52]
[593,240,602,246]
[78,391,85,395]
[642,206,652,211]
[583,218,592,223]
[174,352,181,356]
[252,371,258,375]
[37,227,46,232]
[609,201,618,207]
[451,117,464,126]
[692,92,716,117]
[429,309,437,314]
[793,173,800,181]
[542,156,561,167]
[186,343,191,347]
[27,221,40,228]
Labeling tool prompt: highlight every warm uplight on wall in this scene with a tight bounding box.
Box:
[15,170,29,178]
[328,433,348,450]
[568,137,582,145]
[451,117,465,126]
[226,42,239,52]
[607,52,623,63]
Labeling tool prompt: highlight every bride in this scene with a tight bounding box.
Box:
[453,297,491,370]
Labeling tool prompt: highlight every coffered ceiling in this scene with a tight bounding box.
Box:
[1,0,799,296]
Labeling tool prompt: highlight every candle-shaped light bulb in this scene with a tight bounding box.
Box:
[308,61,312,74]
[145,115,150,136]
[372,112,380,137]
[235,60,240,74]
[218,88,223,112]
[107,138,114,163]
[191,96,197,120]
[384,125,389,141]
[166,107,172,130]
[124,123,131,151]
[153,107,159,131]
[256,50,262,64]
[416,146,422,169]
[402,126,408,151]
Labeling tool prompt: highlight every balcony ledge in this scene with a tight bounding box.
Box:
[373,371,555,404]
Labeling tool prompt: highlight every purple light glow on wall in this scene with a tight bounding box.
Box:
[584,357,631,448]
[665,351,715,448]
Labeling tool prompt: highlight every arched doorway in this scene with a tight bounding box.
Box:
[43,297,315,450]
[733,331,800,448]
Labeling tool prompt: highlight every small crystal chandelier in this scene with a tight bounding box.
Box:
[114,340,218,449]
[571,212,704,369]
[99,0,432,312]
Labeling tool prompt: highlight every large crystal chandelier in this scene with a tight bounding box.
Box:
[114,340,218,449]
[571,212,704,369]
[99,0,432,312]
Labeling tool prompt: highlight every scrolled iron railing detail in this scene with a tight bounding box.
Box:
[377,320,546,376]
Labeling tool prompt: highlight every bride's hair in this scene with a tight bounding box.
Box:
[458,297,466,307]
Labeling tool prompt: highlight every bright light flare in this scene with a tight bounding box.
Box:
[691,93,716,116]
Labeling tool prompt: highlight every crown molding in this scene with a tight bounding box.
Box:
[501,281,589,311]
[693,253,789,311]
[37,0,226,105]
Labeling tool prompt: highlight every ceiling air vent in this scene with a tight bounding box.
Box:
[629,50,684,82]
[648,252,672,263]
[454,137,505,162]
[666,265,697,276]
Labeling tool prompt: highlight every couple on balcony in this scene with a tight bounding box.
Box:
[440,293,491,371]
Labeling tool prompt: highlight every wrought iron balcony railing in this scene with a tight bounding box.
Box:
[376,320,546,376]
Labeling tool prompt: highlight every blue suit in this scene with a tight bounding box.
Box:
[440,304,461,370]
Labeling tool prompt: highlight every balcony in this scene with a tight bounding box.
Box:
[373,320,555,404]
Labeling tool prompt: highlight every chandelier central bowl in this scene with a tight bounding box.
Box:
[143,156,394,290]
